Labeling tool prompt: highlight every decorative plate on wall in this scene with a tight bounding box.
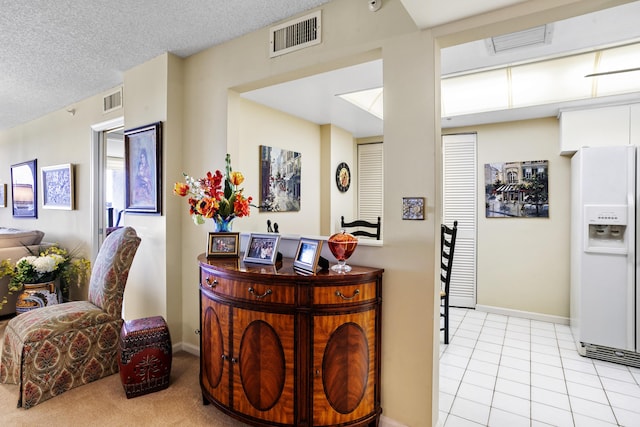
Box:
[335,162,351,192]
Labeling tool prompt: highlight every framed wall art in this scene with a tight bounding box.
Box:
[11,159,37,218]
[207,232,240,258]
[259,145,301,212]
[125,122,162,214]
[402,197,425,220]
[42,163,74,210]
[484,160,549,218]
[0,183,6,208]
[293,237,323,274]
[243,233,281,265]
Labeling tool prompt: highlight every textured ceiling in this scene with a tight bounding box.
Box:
[0,0,331,131]
[0,0,532,133]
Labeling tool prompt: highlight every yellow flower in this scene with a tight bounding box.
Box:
[230,171,244,186]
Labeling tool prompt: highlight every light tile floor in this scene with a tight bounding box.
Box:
[439,308,640,427]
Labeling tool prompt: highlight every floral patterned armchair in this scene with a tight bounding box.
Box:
[0,227,141,408]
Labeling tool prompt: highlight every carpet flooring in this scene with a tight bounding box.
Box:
[0,319,250,426]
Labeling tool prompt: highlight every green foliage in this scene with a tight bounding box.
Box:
[0,244,91,309]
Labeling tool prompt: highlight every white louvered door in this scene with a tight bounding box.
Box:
[442,133,477,308]
[358,142,383,234]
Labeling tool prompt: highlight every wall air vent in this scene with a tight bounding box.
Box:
[486,24,554,54]
[269,10,321,58]
[103,87,123,114]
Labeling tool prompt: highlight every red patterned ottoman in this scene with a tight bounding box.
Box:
[118,315,172,398]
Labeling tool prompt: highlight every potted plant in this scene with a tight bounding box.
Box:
[0,245,91,311]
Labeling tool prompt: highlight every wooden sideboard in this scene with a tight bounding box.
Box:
[198,254,383,427]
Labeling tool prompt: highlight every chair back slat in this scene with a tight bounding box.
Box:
[440,220,458,295]
[340,216,381,240]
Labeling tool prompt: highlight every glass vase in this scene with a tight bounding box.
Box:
[327,230,358,273]
[213,216,235,232]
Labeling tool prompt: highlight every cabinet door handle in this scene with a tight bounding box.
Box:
[335,289,360,300]
[221,354,229,361]
[248,287,273,299]
[205,277,218,288]
[231,357,238,364]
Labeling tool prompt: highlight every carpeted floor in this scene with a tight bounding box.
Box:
[0,319,250,426]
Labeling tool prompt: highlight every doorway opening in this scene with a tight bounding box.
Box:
[90,117,124,259]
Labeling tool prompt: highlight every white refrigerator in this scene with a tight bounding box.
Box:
[570,145,640,367]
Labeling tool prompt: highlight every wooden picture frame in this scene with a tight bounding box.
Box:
[293,238,323,274]
[402,197,425,220]
[207,232,240,258]
[41,163,74,210]
[243,233,281,265]
[125,122,162,214]
[0,183,6,208]
[11,159,37,218]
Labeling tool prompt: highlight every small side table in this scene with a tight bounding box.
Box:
[118,315,172,398]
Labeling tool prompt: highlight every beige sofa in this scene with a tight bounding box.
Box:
[0,228,46,316]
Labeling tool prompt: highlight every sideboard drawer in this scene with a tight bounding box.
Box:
[201,270,296,305]
[313,281,378,306]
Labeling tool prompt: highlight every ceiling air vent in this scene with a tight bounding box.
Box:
[269,10,321,58]
[486,24,554,54]
[103,87,122,114]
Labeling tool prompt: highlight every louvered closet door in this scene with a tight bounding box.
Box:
[442,134,477,308]
[358,142,383,229]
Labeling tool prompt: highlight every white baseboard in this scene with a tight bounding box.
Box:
[475,304,569,325]
[380,415,409,427]
[172,341,200,356]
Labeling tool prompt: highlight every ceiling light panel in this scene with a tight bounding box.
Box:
[595,43,640,96]
[510,53,594,107]
[338,88,383,119]
[441,69,509,116]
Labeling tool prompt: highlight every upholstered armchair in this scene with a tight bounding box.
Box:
[0,227,141,408]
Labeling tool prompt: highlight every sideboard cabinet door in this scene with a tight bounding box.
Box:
[232,307,296,425]
[201,292,230,407]
[312,309,378,426]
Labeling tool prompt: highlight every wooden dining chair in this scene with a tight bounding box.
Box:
[440,220,458,344]
[340,216,381,240]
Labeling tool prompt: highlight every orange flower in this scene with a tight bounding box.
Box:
[173,182,189,196]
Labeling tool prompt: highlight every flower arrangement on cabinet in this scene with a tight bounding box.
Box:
[173,154,253,230]
[0,245,91,308]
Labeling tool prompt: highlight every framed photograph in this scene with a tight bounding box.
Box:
[0,184,6,208]
[125,122,162,214]
[207,232,240,258]
[293,238,323,274]
[11,159,37,218]
[41,163,74,210]
[243,233,281,265]
[402,197,425,220]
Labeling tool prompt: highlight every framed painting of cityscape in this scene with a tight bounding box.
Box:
[42,163,74,210]
[484,160,549,218]
[259,145,301,212]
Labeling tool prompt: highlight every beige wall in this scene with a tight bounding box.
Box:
[236,97,322,235]
[0,1,632,425]
[447,118,572,319]
[181,2,434,425]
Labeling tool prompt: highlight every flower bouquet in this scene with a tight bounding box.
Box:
[0,245,91,309]
[174,154,253,231]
